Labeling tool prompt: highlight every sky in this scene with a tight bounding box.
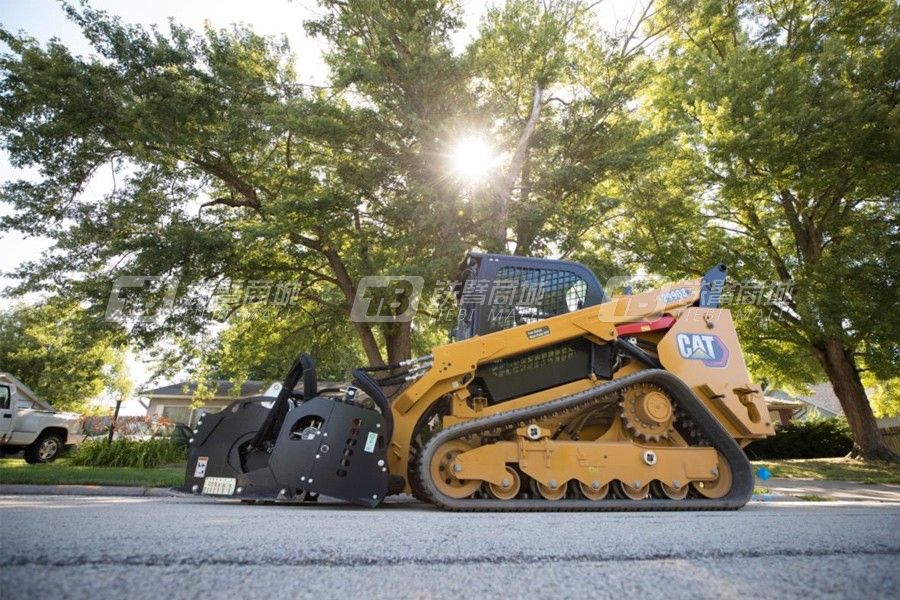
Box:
[0,0,645,409]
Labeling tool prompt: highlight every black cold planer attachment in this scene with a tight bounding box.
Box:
[184,355,393,507]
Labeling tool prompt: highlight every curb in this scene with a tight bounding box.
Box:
[751,494,800,502]
[0,484,177,497]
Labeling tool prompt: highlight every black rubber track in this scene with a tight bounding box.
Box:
[417,369,754,511]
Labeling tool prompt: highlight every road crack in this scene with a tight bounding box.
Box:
[3,546,899,569]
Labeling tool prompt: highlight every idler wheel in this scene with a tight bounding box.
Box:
[430,440,481,499]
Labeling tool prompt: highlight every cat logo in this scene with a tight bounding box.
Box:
[675,333,729,368]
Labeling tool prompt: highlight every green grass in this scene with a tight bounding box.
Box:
[752,458,900,485]
[796,494,833,502]
[0,458,184,488]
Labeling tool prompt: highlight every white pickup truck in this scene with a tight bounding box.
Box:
[0,373,83,463]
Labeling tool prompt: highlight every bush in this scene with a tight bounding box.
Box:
[745,418,853,460]
[71,438,186,468]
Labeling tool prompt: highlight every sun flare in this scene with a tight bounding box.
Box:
[448,135,498,185]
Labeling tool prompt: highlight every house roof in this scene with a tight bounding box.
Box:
[141,380,270,399]
[795,383,844,417]
[877,415,900,429]
[764,396,805,410]
[766,383,846,417]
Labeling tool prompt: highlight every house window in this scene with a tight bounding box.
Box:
[161,405,192,425]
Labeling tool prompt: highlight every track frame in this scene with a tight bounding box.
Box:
[417,370,754,511]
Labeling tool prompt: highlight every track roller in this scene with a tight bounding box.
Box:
[578,480,610,500]
[533,479,567,500]
[653,480,689,500]
[487,466,521,500]
[614,479,650,500]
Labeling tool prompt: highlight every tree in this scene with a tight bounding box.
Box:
[610,0,899,459]
[0,1,475,373]
[467,0,656,256]
[0,301,129,411]
[303,0,478,363]
[1,1,660,381]
[869,378,900,419]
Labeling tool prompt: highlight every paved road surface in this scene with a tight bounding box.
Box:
[1,495,897,599]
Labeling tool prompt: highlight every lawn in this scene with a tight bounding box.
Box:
[0,458,184,488]
[752,458,900,485]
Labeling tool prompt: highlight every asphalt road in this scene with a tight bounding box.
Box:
[1,495,898,599]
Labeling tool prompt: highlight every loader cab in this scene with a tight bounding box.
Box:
[452,252,606,341]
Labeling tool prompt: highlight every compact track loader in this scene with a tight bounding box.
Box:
[185,252,774,510]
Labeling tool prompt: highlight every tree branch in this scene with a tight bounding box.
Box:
[492,83,544,249]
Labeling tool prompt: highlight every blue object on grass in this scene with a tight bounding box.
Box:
[756,466,771,481]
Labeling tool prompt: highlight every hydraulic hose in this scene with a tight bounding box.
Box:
[351,368,394,441]
[614,338,662,370]
[250,353,317,450]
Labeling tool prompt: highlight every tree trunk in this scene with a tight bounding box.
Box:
[352,321,386,367]
[814,338,898,461]
[321,246,385,366]
[384,321,412,364]
[513,148,537,256]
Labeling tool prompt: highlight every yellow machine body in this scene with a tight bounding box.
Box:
[387,278,772,506]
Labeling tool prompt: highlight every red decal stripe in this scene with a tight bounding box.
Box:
[615,316,675,336]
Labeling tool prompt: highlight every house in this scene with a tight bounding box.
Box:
[764,382,900,453]
[766,383,844,420]
[141,379,345,427]
[141,380,272,427]
[764,396,805,427]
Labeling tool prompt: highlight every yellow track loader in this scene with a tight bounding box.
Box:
[185,252,773,510]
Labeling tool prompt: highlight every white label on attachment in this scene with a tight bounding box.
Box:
[364,431,378,453]
[202,477,236,495]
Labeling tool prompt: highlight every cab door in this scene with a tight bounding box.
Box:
[0,384,13,444]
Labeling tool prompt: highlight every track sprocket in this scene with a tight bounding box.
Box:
[620,383,675,442]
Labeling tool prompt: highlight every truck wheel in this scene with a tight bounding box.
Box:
[24,433,64,464]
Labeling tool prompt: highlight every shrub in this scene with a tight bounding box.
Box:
[745,417,853,460]
[71,438,186,468]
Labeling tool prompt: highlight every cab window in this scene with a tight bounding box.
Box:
[485,266,588,333]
